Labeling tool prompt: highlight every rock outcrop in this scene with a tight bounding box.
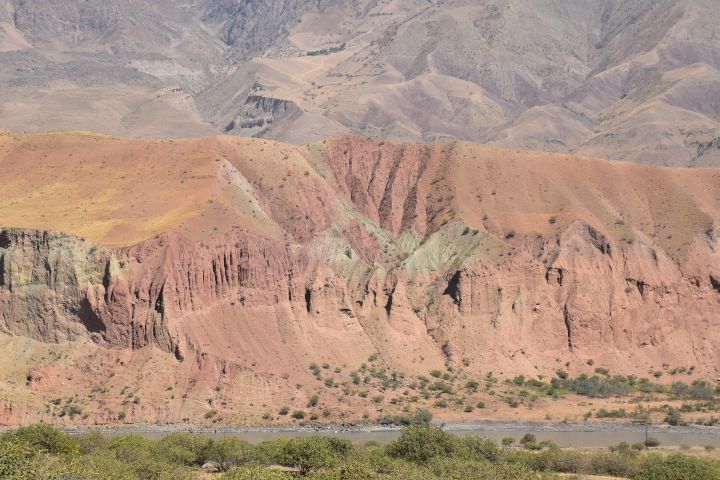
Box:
[1,131,720,424]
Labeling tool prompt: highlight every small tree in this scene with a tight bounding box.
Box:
[277,437,349,475]
[202,438,251,472]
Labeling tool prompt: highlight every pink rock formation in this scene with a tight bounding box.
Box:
[1,132,719,424]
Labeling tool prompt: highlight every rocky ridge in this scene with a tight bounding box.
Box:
[1,131,720,424]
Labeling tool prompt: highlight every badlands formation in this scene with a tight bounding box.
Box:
[1,130,720,424]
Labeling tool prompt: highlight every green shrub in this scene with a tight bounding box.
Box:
[664,408,685,426]
[248,438,290,465]
[0,438,44,479]
[277,436,352,475]
[154,432,209,466]
[76,429,111,455]
[522,448,585,473]
[632,454,720,480]
[428,457,539,480]
[109,435,154,463]
[460,435,502,462]
[519,434,536,446]
[644,437,661,448]
[202,438,252,472]
[387,426,459,464]
[378,409,432,427]
[42,452,141,480]
[3,423,79,455]
[307,459,379,480]
[224,465,292,479]
[586,451,636,477]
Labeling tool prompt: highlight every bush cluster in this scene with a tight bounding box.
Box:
[2,423,719,479]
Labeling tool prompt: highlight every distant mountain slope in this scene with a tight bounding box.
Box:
[0,0,719,165]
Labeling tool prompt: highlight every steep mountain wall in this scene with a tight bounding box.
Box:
[1,132,720,424]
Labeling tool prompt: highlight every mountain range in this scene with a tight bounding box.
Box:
[0,0,719,165]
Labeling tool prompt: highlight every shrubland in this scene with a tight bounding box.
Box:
[1,423,719,479]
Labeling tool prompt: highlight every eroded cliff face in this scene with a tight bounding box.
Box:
[1,132,720,424]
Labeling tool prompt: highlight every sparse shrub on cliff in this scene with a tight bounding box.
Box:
[551,373,632,398]
[664,407,685,426]
[428,381,454,395]
[595,408,627,418]
[688,380,716,400]
[378,409,432,426]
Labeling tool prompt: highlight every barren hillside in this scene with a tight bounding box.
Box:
[1,130,720,424]
[0,0,719,165]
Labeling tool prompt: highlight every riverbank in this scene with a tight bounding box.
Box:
[52,419,720,436]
